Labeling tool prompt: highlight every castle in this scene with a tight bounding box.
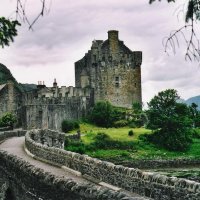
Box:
[0,30,142,130]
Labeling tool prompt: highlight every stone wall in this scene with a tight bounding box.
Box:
[25,129,200,200]
[0,130,26,141]
[0,82,22,119]
[22,96,92,130]
[0,130,144,200]
[75,30,142,108]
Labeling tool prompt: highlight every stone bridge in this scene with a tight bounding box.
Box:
[0,129,199,200]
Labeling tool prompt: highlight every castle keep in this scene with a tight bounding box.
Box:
[0,30,142,130]
[75,30,142,108]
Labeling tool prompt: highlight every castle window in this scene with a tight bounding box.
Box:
[115,76,120,88]
[135,83,137,87]
[59,93,62,97]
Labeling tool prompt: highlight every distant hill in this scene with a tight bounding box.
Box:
[0,63,18,85]
[19,83,37,92]
[0,63,37,92]
[185,96,200,110]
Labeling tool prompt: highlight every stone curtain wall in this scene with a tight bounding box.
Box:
[25,129,200,200]
[22,96,92,131]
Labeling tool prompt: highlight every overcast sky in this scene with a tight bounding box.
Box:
[0,0,199,104]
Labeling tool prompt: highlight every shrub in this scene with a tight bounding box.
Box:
[0,112,17,128]
[89,101,114,127]
[65,140,86,154]
[92,132,134,150]
[61,120,80,133]
[113,120,128,127]
[128,130,134,136]
[192,129,200,139]
[128,121,136,128]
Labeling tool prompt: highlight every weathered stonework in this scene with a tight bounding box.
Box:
[0,82,22,119]
[25,129,200,200]
[0,130,146,200]
[0,31,142,130]
[75,30,142,108]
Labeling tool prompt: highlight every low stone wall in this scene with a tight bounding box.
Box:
[29,129,65,148]
[0,129,26,142]
[0,151,142,200]
[25,129,200,200]
[0,129,143,200]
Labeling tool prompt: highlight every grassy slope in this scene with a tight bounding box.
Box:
[77,123,200,161]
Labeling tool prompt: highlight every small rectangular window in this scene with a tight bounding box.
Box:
[115,76,120,88]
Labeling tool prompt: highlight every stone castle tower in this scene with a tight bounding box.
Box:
[75,30,142,108]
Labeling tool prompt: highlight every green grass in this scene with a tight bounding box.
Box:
[68,123,200,161]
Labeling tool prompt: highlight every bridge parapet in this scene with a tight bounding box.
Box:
[0,129,144,200]
[25,129,200,200]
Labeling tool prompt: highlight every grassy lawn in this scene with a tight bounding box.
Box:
[67,123,200,161]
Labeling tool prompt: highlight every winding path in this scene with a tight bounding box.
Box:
[0,136,142,198]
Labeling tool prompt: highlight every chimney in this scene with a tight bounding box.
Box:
[108,30,119,54]
[53,78,57,87]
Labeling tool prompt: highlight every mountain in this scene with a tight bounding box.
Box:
[0,63,18,85]
[185,96,200,110]
[0,63,37,92]
[19,83,37,92]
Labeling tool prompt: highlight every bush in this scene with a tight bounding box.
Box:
[89,101,114,127]
[128,130,134,136]
[92,132,134,150]
[113,120,128,128]
[192,129,200,139]
[65,140,86,154]
[128,121,136,128]
[0,112,17,128]
[61,120,80,133]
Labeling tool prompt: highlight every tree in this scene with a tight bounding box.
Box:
[0,0,48,47]
[188,102,200,127]
[149,0,200,61]
[90,101,115,128]
[146,89,193,151]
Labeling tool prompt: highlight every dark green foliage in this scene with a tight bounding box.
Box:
[65,132,135,154]
[61,120,80,133]
[146,89,193,151]
[192,129,200,139]
[128,121,137,128]
[0,113,17,128]
[65,140,86,154]
[113,120,128,128]
[0,63,17,85]
[92,132,135,150]
[0,17,21,48]
[89,101,113,127]
[128,130,134,136]
[188,103,200,128]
